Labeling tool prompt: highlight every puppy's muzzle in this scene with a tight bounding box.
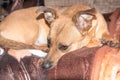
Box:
[42,59,53,69]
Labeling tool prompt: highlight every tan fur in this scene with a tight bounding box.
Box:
[43,5,112,68]
[0,7,49,61]
[8,49,32,61]
[0,7,49,49]
[0,35,48,50]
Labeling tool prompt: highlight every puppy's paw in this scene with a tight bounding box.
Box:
[8,49,32,62]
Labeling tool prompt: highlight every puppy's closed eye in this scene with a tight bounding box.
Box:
[58,43,68,51]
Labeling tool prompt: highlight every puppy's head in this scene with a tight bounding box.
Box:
[38,6,109,69]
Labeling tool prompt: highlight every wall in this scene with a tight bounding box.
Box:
[44,0,120,13]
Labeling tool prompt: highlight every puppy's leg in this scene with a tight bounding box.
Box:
[8,49,47,62]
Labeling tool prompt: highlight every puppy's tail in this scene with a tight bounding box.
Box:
[0,35,34,49]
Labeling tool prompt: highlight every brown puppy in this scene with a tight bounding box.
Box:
[38,5,112,69]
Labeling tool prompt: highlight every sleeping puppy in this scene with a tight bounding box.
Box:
[37,5,114,69]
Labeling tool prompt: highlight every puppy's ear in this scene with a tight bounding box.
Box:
[73,8,97,32]
[36,6,57,24]
[44,8,57,24]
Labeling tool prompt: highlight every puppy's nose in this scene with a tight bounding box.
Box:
[42,60,52,69]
